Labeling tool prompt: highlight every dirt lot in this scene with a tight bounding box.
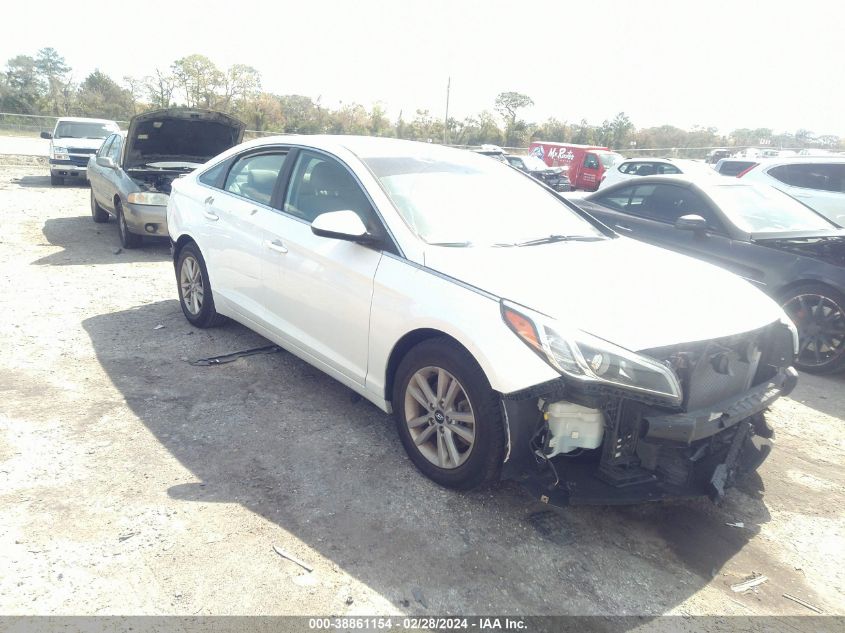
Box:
[0,161,843,621]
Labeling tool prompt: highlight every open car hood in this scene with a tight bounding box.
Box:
[124,108,245,170]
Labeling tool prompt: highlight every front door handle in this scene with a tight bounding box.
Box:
[202,211,219,221]
[265,239,288,254]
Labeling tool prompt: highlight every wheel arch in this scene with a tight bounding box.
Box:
[172,233,197,265]
[384,328,484,406]
[775,277,845,303]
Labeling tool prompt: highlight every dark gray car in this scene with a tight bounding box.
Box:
[88,108,245,248]
[578,175,845,374]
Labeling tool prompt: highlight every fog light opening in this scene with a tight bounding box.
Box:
[144,223,157,234]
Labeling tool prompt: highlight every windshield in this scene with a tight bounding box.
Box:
[54,121,118,139]
[362,147,605,246]
[599,152,624,168]
[704,183,838,233]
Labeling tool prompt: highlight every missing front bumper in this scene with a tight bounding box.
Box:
[505,367,795,506]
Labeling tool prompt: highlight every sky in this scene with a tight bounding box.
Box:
[1,0,843,136]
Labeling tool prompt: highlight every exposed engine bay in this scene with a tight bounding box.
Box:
[128,168,190,195]
[757,235,845,267]
[503,321,797,505]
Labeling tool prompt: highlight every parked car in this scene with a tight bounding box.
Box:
[706,148,731,164]
[504,153,571,191]
[168,136,798,505]
[737,157,845,226]
[87,108,245,248]
[40,117,119,185]
[713,157,759,177]
[598,157,718,189]
[579,175,844,373]
[529,141,624,191]
[473,144,508,163]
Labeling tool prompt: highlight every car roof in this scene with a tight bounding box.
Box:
[56,117,118,125]
[231,134,484,159]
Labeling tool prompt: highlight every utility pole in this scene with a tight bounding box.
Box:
[443,76,451,145]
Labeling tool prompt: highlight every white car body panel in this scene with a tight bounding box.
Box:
[423,237,782,352]
[599,158,719,190]
[740,158,845,226]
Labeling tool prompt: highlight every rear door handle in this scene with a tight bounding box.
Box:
[202,211,219,221]
[265,239,288,254]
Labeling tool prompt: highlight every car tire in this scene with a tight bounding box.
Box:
[175,243,226,328]
[50,173,63,186]
[392,337,505,490]
[116,200,142,249]
[780,283,845,374]
[90,190,109,223]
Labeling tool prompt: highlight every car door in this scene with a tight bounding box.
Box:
[765,163,845,225]
[89,135,114,208]
[589,183,767,286]
[261,149,385,385]
[581,152,601,190]
[200,149,291,320]
[100,134,124,211]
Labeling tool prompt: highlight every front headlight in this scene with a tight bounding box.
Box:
[501,300,683,403]
[127,192,169,206]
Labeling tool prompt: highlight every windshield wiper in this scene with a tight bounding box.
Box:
[428,241,472,247]
[496,234,603,247]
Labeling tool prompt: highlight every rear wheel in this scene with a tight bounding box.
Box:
[392,338,505,490]
[781,283,845,374]
[176,243,226,328]
[50,173,63,186]
[116,200,142,249]
[90,190,109,223]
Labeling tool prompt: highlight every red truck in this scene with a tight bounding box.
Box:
[528,142,624,191]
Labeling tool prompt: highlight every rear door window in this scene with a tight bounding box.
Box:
[767,163,845,193]
[584,154,600,169]
[224,152,288,206]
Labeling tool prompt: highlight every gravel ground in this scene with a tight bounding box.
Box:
[0,162,843,622]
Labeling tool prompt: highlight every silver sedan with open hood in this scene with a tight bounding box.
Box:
[87,108,245,248]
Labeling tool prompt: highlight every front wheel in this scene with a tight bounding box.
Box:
[90,190,109,223]
[392,338,505,490]
[116,200,142,249]
[176,243,226,328]
[781,283,845,374]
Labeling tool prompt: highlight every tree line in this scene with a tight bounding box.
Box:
[2,48,842,154]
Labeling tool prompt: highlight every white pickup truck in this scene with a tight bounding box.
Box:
[41,117,119,185]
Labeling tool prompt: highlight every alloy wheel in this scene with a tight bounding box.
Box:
[403,366,476,469]
[180,256,204,315]
[783,293,845,368]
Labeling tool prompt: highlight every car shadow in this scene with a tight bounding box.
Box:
[33,216,170,266]
[788,370,845,421]
[81,300,830,618]
[13,174,90,188]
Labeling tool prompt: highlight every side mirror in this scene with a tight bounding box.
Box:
[311,210,374,244]
[675,214,708,233]
[40,131,52,139]
[96,156,116,169]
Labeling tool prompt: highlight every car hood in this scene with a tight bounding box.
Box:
[53,137,106,150]
[124,108,245,170]
[753,231,845,267]
[423,237,783,351]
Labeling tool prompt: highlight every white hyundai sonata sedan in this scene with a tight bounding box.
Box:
[167,135,799,505]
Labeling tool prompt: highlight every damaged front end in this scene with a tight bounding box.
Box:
[500,304,798,505]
